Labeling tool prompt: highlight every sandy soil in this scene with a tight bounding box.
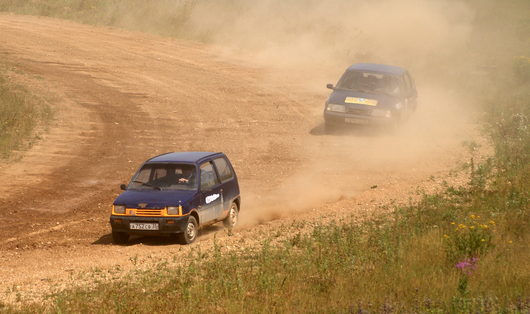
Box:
[0,14,476,304]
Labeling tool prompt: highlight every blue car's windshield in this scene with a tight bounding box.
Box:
[336,71,400,96]
[128,163,198,191]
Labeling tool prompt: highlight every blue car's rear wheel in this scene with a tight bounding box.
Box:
[223,202,239,229]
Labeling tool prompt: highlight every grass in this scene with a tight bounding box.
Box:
[0,71,51,158]
[0,0,197,39]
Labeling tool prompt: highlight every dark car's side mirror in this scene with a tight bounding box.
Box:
[326,83,334,90]
[120,184,127,190]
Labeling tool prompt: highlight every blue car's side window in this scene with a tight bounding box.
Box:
[200,162,220,191]
[213,157,234,183]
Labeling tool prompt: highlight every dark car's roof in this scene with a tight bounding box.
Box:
[346,63,406,75]
[146,152,220,163]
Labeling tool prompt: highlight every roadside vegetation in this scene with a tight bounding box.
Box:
[5,62,529,312]
[0,71,51,158]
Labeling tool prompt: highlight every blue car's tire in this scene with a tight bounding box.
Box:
[223,202,239,229]
[178,216,198,244]
[112,231,129,244]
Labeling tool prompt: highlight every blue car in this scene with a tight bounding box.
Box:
[110,152,240,244]
[324,63,417,131]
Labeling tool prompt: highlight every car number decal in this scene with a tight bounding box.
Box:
[205,193,220,204]
[345,97,378,106]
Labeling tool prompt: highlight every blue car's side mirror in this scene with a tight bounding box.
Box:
[326,83,334,90]
[120,184,127,190]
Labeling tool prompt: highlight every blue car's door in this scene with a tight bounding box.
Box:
[198,161,223,224]
[403,72,418,112]
[212,156,238,219]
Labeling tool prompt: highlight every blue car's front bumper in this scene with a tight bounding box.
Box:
[324,110,395,126]
[110,215,189,234]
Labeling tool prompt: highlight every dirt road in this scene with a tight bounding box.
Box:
[0,14,474,303]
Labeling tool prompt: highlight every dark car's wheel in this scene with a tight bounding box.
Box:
[178,216,198,244]
[223,202,239,229]
[112,231,129,244]
[324,121,339,134]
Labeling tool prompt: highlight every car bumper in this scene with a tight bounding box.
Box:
[110,215,189,234]
[324,110,395,126]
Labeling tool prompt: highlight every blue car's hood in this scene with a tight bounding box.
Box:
[328,89,399,108]
[113,189,196,208]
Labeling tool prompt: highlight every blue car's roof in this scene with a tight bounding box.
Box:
[346,63,406,75]
[146,152,220,164]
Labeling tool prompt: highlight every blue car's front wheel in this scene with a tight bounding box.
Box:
[112,231,129,244]
[178,216,198,244]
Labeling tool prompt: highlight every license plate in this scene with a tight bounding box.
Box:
[344,97,378,106]
[130,222,159,230]
[345,117,369,124]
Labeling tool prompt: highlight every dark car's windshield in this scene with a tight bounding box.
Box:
[336,71,401,96]
[128,163,198,191]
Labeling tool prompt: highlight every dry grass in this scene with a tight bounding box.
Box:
[0,72,51,158]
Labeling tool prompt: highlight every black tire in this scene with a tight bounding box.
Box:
[324,121,339,134]
[112,231,129,244]
[177,216,198,244]
[223,202,239,229]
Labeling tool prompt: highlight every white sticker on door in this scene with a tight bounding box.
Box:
[205,193,220,204]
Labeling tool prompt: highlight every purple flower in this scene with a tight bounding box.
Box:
[456,257,479,275]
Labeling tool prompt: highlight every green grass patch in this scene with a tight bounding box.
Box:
[0,72,51,158]
[0,0,196,38]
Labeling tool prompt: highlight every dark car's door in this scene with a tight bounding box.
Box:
[212,156,238,219]
[198,161,223,224]
[403,72,418,111]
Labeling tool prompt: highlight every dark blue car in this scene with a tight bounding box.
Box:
[110,152,240,244]
[324,63,417,132]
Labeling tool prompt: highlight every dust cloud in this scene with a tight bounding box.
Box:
[183,0,472,77]
[177,0,481,224]
[99,0,522,224]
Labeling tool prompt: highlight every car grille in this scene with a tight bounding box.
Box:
[347,107,372,116]
[135,208,164,216]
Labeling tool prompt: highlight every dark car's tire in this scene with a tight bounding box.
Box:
[178,216,198,244]
[223,202,239,229]
[324,121,339,134]
[112,231,129,244]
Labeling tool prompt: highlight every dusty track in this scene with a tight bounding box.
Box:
[0,14,474,303]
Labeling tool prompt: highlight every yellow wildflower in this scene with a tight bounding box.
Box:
[481,224,489,229]
[481,239,485,242]
[458,224,467,229]
[508,240,513,244]
[443,234,449,238]
[450,222,456,225]
[489,220,496,225]
[470,214,476,219]
[470,226,475,230]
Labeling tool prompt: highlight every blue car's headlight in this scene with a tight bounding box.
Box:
[167,206,182,215]
[113,205,126,214]
[327,104,347,113]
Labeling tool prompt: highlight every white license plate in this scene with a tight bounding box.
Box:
[345,117,369,124]
[130,222,159,230]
